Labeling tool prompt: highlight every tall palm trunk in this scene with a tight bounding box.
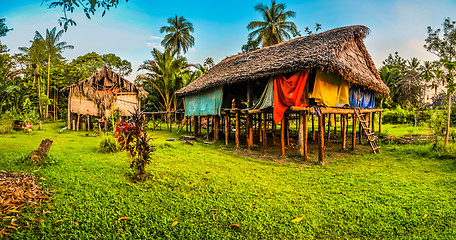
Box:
[46,55,50,119]
[445,94,452,146]
[38,74,43,130]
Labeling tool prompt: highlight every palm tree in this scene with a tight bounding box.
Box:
[19,39,47,129]
[138,48,189,130]
[160,15,195,58]
[34,27,73,118]
[247,0,299,47]
[379,66,401,108]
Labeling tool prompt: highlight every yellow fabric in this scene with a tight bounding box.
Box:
[312,69,349,107]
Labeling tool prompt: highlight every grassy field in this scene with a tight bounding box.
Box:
[0,121,455,239]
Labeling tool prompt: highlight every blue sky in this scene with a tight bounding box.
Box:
[1,0,456,81]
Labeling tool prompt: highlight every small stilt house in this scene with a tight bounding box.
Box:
[61,66,148,131]
[176,25,390,163]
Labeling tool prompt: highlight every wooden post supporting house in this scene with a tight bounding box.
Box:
[372,112,375,133]
[199,117,202,137]
[259,113,263,143]
[298,111,308,161]
[327,113,332,142]
[379,111,382,133]
[334,114,337,135]
[76,114,80,131]
[193,116,198,137]
[359,118,363,144]
[281,117,285,156]
[262,113,267,152]
[235,112,240,148]
[67,95,71,129]
[214,115,220,141]
[312,115,315,141]
[87,115,90,131]
[225,115,229,145]
[318,115,324,164]
[246,114,251,150]
[352,113,356,151]
[342,114,347,150]
[206,116,210,141]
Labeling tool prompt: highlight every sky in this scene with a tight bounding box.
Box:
[1,0,456,81]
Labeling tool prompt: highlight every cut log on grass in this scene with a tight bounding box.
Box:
[29,139,53,163]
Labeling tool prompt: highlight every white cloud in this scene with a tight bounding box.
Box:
[148,35,161,40]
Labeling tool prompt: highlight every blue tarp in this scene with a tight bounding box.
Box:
[349,86,375,108]
[184,87,223,116]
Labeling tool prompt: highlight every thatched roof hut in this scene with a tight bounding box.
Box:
[176,25,388,98]
[61,66,148,130]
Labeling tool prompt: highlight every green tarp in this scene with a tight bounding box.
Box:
[184,87,223,116]
[251,77,274,109]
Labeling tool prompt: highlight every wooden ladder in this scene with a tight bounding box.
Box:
[353,108,380,153]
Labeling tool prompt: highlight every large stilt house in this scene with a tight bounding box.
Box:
[177,25,389,163]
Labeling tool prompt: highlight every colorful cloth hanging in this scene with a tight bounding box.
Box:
[184,87,223,116]
[349,85,375,108]
[273,70,309,124]
[251,77,274,110]
[311,69,349,107]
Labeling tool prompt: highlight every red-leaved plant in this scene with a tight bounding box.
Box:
[114,108,154,179]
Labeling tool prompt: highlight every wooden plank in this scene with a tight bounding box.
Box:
[235,113,240,148]
[262,113,267,152]
[281,117,285,156]
[318,115,324,164]
[291,106,383,114]
[352,113,356,151]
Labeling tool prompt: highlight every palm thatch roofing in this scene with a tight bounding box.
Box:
[60,66,148,109]
[176,25,389,97]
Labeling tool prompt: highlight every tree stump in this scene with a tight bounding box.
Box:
[29,139,53,163]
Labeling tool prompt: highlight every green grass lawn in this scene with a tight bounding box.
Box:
[0,121,455,239]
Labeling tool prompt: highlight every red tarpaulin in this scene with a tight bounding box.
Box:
[273,70,309,124]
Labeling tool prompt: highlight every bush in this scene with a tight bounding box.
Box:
[382,106,415,124]
[98,136,119,153]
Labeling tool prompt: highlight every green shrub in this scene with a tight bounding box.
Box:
[382,106,415,124]
[98,136,119,153]
[428,110,447,137]
[0,120,13,134]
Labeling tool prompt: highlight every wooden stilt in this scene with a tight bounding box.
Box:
[304,113,308,161]
[286,115,290,146]
[272,120,276,145]
[352,113,356,151]
[262,113,267,152]
[327,113,331,142]
[379,111,382,134]
[259,113,263,143]
[214,115,219,141]
[72,115,75,131]
[281,117,285,156]
[67,101,71,129]
[342,114,347,150]
[186,117,189,133]
[359,116,363,144]
[341,115,346,149]
[298,112,308,160]
[235,112,240,148]
[224,115,229,145]
[246,114,251,150]
[372,112,375,133]
[76,114,80,131]
[318,115,324,164]
[199,117,202,137]
[312,115,315,141]
[334,114,337,135]
[206,116,210,141]
[87,115,90,131]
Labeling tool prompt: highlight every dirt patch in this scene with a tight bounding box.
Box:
[222,135,374,166]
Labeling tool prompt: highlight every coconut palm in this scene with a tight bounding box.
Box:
[160,15,195,58]
[19,39,47,128]
[379,66,401,108]
[139,48,188,112]
[34,27,73,118]
[247,0,299,47]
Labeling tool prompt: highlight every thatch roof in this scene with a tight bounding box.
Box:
[176,25,389,96]
[60,66,148,108]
